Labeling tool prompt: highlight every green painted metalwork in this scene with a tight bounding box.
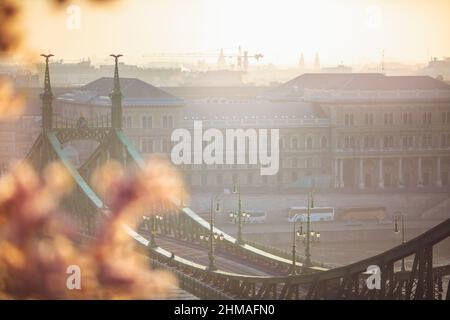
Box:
[40,54,54,131]
[110,54,123,130]
[46,132,104,209]
[24,53,450,300]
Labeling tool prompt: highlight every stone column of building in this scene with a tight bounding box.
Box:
[340,158,344,188]
[378,158,384,189]
[436,157,442,187]
[398,158,404,188]
[359,158,365,189]
[417,157,423,187]
[334,158,339,188]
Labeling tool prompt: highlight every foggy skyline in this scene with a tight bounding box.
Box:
[15,0,450,67]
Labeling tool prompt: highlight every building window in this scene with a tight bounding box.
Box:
[141,139,153,153]
[345,136,355,149]
[123,116,132,128]
[403,112,412,125]
[442,111,450,124]
[291,137,298,149]
[291,172,298,182]
[441,134,450,147]
[365,113,374,126]
[344,113,354,126]
[306,136,313,150]
[384,112,393,125]
[292,158,298,168]
[403,136,413,148]
[383,136,394,148]
[142,116,153,128]
[422,112,431,125]
[321,136,328,149]
[162,115,174,129]
[422,135,433,147]
[364,136,375,148]
[162,139,170,153]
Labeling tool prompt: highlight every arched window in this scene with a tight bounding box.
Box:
[141,139,153,153]
[291,137,298,149]
[162,139,170,153]
[321,136,328,149]
[306,136,313,150]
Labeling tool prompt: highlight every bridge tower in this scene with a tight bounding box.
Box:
[40,54,54,131]
[110,54,123,129]
[24,54,134,235]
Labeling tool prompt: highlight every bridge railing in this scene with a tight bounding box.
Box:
[114,131,321,272]
[242,238,329,269]
[151,259,233,300]
[32,127,450,300]
[53,114,111,129]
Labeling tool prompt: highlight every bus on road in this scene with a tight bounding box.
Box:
[287,207,335,222]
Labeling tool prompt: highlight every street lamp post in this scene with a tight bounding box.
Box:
[393,210,406,271]
[206,194,221,270]
[143,214,163,248]
[232,179,245,243]
[153,215,163,247]
[229,210,250,242]
[304,190,314,267]
[291,214,302,275]
[200,231,225,271]
[290,193,321,274]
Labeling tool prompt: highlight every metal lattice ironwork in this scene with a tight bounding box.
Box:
[24,54,450,300]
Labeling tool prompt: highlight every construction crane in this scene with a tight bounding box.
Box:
[142,47,263,70]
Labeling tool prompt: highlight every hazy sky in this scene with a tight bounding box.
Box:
[20,0,450,66]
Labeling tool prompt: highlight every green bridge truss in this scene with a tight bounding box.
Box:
[24,55,450,300]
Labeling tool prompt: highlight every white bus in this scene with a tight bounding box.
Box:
[288,207,335,222]
[247,211,267,223]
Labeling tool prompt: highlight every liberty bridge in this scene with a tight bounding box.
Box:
[24,54,450,300]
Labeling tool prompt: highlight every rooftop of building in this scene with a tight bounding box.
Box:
[281,73,450,91]
[182,101,326,120]
[266,73,450,103]
[162,86,270,100]
[57,77,184,107]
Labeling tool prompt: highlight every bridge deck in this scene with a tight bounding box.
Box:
[152,235,273,276]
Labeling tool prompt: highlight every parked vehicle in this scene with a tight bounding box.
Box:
[287,206,335,222]
[339,207,386,222]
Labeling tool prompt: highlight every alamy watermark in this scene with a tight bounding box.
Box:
[171,121,280,175]
[366,265,381,290]
[66,5,81,30]
[66,264,81,290]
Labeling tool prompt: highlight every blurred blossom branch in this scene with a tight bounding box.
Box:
[0,159,182,299]
[0,0,119,58]
[0,0,120,120]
